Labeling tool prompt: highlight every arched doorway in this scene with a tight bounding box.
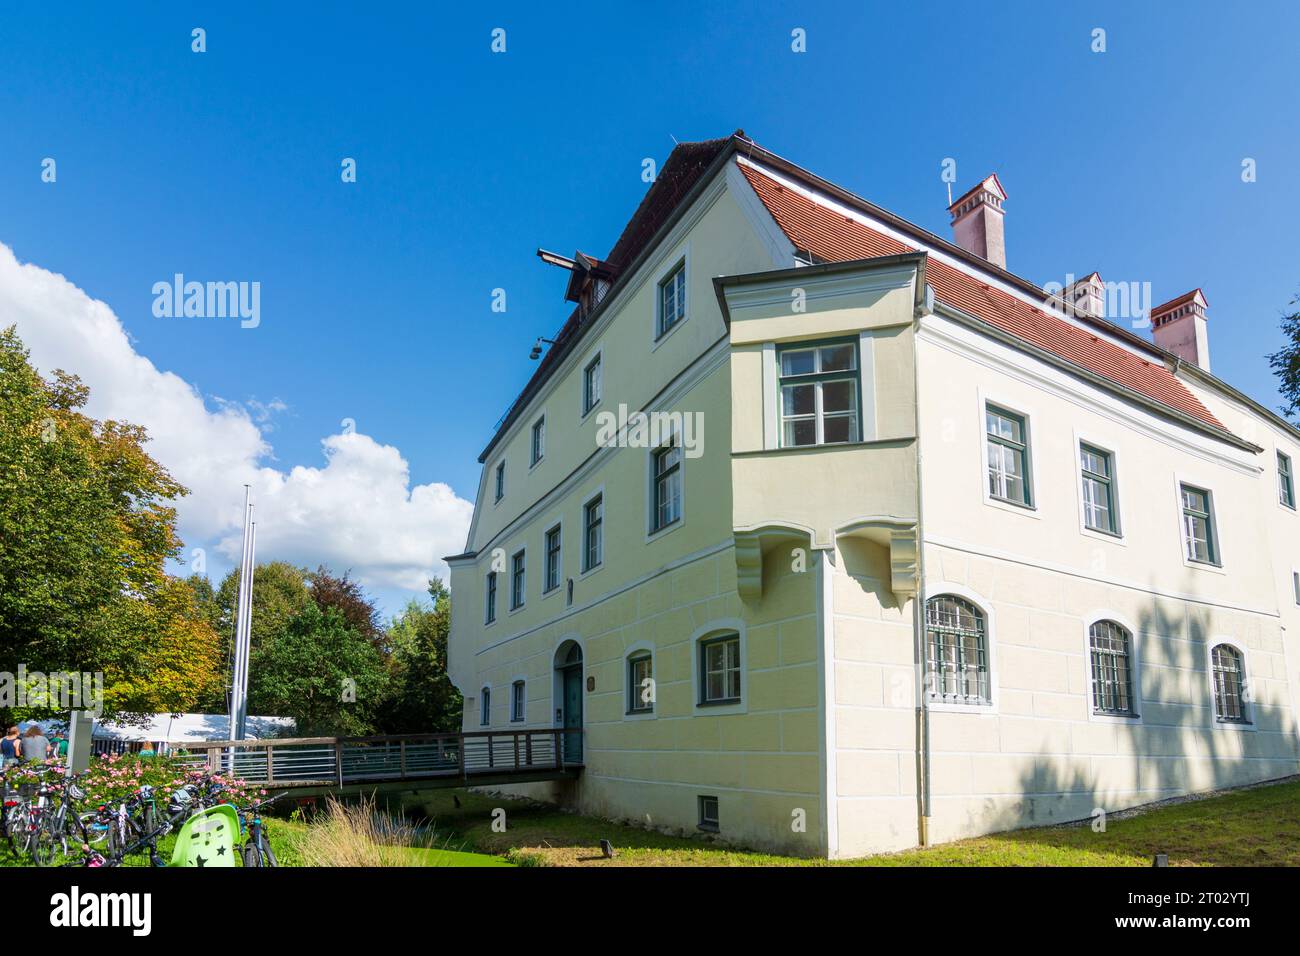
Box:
[553,640,583,764]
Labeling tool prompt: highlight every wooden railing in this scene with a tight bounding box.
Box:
[174,729,583,789]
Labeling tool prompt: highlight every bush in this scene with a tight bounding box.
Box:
[1,752,262,809]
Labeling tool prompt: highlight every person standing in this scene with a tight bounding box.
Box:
[21,725,50,764]
[0,726,19,767]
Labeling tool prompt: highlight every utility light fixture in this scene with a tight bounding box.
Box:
[530,337,557,361]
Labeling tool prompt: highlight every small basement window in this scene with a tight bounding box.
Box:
[698,795,719,832]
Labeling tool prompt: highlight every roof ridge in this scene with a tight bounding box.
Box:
[736,161,1231,436]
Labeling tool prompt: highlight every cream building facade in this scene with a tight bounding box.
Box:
[446,132,1300,858]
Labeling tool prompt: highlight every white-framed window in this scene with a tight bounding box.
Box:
[1088,620,1136,716]
[657,259,687,338]
[698,632,741,705]
[1080,443,1119,535]
[1180,483,1219,565]
[1279,451,1295,509]
[510,680,525,723]
[510,549,526,609]
[582,353,602,416]
[1292,570,1300,605]
[697,795,719,832]
[627,652,654,714]
[777,339,860,447]
[494,461,505,502]
[985,403,1032,507]
[583,494,603,572]
[530,416,545,467]
[544,524,562,593]
[479,687,491,726]
[925,594,990,705]
[651,435,682,533]
[484,571,497,625]
[1209,643,1250,725]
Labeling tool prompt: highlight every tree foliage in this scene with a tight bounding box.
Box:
[0,326,221,722]
[1268,296,1300,422]
[377,578,461,734]
[246,601,389,736]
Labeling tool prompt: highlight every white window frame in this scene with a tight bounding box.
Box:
[509,548,527,611]
[493,461,506,504]
[623,641,657,721]
[655,258,688,341]
[542,522,563,595]
[484,570,498,626]
[689,620,748,716]
[1292,569,1300,606]
[510,678,526,723]
[479,686,491,726]
[1081,612,1143,725]
[1174,473,1223,572]
[1205,640,1255,731]
[920,583,1000,715]
[1279,449,1296,510]
[646,429,684,540]
[775,338,862,448]
[580,487,605,577]
[581,348,604,420]
[1073,431,1124,543]
[530,415,545,469]
[977,389,1039,519]
[650,248,690,349]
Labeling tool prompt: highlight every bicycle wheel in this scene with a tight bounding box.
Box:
[241,843,264,867]
[31,822,63,866]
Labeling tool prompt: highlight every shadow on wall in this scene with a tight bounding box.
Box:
[977,570,1300,850]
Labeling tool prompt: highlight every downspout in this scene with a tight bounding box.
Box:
[912,283,933,846]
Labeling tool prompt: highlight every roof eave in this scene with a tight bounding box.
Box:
[476,133,748,463]
[932,301,1261,454]
[713,251,929,328]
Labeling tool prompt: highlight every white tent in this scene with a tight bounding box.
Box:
[92,713,295,744]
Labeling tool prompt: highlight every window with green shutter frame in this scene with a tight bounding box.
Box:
[985,404,1032,506]
[1080,443,1118,534]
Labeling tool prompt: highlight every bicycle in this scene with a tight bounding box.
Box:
[234,793,282,867]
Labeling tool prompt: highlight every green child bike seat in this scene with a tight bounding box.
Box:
[168,805,240,867]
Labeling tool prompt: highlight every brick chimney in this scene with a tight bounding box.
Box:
[948,174,1007,269]
[1151,289,1210,371]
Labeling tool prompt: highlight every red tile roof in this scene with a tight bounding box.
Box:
[737,162,1226,431]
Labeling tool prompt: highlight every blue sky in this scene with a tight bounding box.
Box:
[1,1,1297,614]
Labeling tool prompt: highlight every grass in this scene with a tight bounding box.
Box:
[405,777,1300,867]
[7,777,1295,867]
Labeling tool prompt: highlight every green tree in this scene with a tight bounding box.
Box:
[378,578,461,733]
[246,601,389,736]
[193,560,312,712]
[0,326,221,722]
[1268,295,1300,421]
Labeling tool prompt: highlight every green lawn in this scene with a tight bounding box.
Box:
[8,777,1296,867]
[406,777,1300,867]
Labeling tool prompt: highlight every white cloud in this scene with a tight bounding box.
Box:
[0,241,473,594]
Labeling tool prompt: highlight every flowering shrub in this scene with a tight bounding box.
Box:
[1,752,264,811]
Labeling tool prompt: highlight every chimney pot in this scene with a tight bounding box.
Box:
[948,174,1007,269]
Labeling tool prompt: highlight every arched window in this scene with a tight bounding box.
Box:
[1088,621,1136,716]
[627,651,654,714]
[479,687,491,726]
[925,595,989,704]
[1211,644,1249,724]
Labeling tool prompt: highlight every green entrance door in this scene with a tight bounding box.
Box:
[562,665,583,764]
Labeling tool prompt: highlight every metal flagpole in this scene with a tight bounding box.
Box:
[234,520,257,741]
[227,489,252,775]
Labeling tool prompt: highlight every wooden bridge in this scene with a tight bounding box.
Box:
[175,729,583,797]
